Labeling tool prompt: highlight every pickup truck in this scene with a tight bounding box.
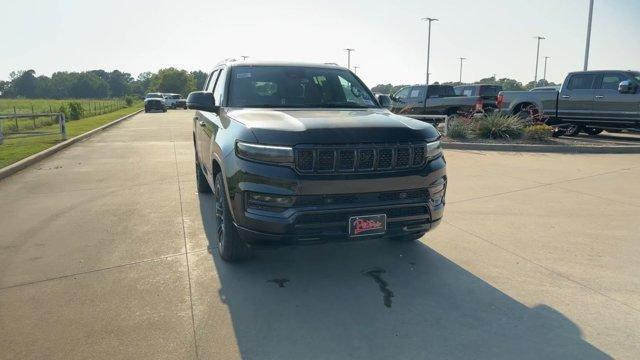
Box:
[162,93,186,109]
[144,93,167,113]
[380,84,496,121]
[497,70,640,136]
[187,61,446,261]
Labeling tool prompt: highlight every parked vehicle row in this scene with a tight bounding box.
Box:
[376,84,501,121]
[188,61,446,261]
[497,70,640,136]
[143,92,188,112]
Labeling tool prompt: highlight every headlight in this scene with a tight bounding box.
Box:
[235,141,294,165]
[426,140,442,160]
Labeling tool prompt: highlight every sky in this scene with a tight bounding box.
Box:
[2,0,639,87]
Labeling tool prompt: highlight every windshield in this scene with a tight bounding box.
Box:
[633,72,640,83]
[227,66,378,108]
[146,93,163,98]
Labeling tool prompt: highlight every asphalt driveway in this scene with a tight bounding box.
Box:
[1,110,639,359]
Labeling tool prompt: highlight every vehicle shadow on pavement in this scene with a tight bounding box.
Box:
[198,195,610,360]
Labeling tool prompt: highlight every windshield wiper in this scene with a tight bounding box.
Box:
[305,102,372,109]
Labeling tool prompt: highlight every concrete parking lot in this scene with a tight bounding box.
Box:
[1,110,639,359]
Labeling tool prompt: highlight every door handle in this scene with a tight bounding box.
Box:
[595,95,604,99]
[561,95,570,99]
[198,121,206,126]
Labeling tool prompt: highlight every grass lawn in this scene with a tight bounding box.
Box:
[0,104,142,169]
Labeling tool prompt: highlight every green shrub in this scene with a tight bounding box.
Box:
[523,124,552,141]
[476,113,523,140]
[447,118,472,139]
[125,96,134,107]
[67,102,85,120]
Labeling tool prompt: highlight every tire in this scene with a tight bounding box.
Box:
[584,127,603,136]
[516,110,530,120]
[552,128,566,138]
[214,172,252,261]
[564,125,581,136]
[195,159,212,193]
[163,109,167,113]
[144,109,148,113]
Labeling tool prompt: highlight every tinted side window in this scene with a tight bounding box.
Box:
[454,87,464,96]
[600,73,626,91]
[205,70,220,92]
[394,87,410,100]
[479,86,501,97]
[462,86,475,96]
[212,67,227,105]
[567,74,596,90]
[426,86,441,98]
[409,87,426,101]
[441,86,456,97]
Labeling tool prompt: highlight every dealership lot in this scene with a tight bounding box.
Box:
[0,111,639,359]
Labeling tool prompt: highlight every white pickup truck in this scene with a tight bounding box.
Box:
[162,93,187,109]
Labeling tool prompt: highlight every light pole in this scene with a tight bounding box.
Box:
[533,36,545,82]
[421,17,438,86]
[584,0,594,70]
[543,56,550,81]
[353,66,359,74]
[344,48,355,70]
[458,57,467,83]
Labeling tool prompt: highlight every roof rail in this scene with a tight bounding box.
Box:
[215,58,237,66]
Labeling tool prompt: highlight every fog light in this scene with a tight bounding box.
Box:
[247,192,295,208]
[428,178,446,206]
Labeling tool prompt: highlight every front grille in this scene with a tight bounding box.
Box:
[297,150,314,171]
[295,143,426,174]
[318,150,335,171]
[338,150,355,170]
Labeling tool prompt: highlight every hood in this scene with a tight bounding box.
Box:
[225,108,439,145]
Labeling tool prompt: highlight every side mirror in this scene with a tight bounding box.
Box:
[618,80,638,94]
[376,94,392,108]
[187,91,217,112]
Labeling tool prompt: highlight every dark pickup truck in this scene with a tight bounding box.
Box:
[188,61,447,261]
[379,84,496,120]
[498,70,640,135]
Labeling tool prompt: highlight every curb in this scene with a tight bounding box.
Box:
[442,141,640,154]
[0,109,143,181]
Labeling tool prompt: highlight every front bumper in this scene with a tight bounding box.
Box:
[145,102,166,110]
[223,154,447,245]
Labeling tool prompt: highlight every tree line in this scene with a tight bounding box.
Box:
[0,68,208,99]
[1,68,560,99]
[371,76,559,95]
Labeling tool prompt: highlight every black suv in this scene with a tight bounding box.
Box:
[188,61,447,261]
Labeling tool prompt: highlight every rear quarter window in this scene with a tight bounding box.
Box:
[479,86,501,96]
